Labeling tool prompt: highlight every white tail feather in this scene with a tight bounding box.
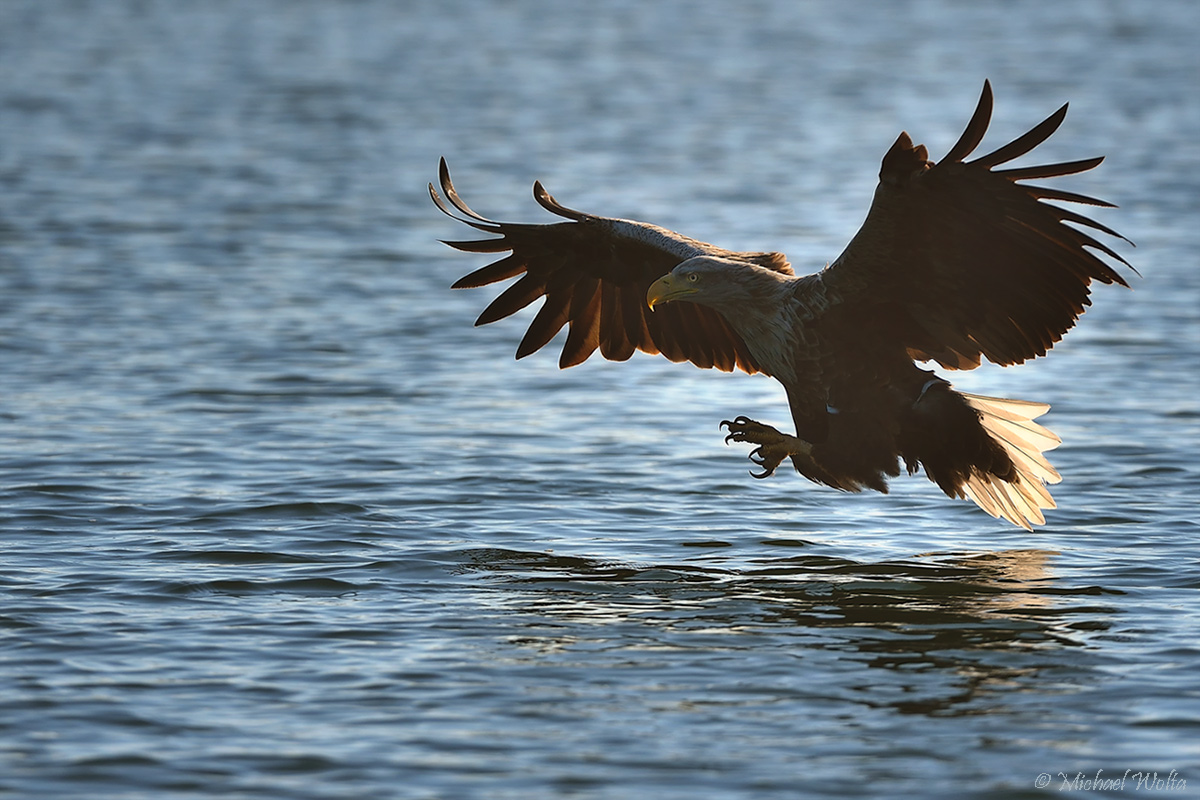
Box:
[960,392,1062,530]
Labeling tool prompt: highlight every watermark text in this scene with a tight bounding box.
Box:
[1034,769,1186,792]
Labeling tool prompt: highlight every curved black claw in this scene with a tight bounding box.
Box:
[720,416,789,478]
[749,457,775,479]
[749,446,784,478]
[720,416,757,445]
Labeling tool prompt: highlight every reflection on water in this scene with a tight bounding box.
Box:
[461,546,1113,717]
[948,548,1061,609]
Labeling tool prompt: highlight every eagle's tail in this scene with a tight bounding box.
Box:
[959,393,1062,530]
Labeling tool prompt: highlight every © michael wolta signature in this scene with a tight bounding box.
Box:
[1034,769,1186,792]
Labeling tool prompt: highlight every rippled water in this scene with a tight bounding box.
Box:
[2,1,1199,798]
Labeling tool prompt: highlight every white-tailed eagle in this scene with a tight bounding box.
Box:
[431,82,1132,529]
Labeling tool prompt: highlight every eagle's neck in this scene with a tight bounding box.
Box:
[734,307,802,383]
[713,269,807,383]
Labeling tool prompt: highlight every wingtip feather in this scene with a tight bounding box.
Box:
[941,80,995,164]
[438,159,499,224]
[533,180,589,221]
[971,101,1070,170]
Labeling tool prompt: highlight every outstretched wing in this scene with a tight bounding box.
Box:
[431,158,791,372]
[823,80,1133,370]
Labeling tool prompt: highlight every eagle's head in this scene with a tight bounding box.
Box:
[646,256,789,315]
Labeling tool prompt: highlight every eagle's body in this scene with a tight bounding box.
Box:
[432,83,1131,529]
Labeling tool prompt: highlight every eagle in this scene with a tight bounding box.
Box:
[430,82,1132,530]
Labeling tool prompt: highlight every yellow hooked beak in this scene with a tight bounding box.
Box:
[646,274,698,311]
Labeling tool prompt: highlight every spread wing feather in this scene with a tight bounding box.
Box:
[824,80,1132,371]
[431,157,791,372]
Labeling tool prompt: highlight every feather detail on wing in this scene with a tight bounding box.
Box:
[824,80,1133,371]
[959,393,1062,530]
[431,158,790,372]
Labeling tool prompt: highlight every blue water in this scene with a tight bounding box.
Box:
[2,1,1199,798]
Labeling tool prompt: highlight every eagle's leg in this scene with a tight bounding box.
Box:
[720,416,814,479]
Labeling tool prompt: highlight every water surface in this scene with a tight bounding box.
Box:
[2,1,1199,798]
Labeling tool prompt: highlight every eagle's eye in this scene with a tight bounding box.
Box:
[687,273,699,283]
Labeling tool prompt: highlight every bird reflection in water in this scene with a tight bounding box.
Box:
[460,545,1116,717]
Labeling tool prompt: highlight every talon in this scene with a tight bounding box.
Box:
[722,416,760,444]
[718,414,807,479]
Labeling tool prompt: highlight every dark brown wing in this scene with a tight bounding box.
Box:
[823,80,1133,370]
[431,158,792,372]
